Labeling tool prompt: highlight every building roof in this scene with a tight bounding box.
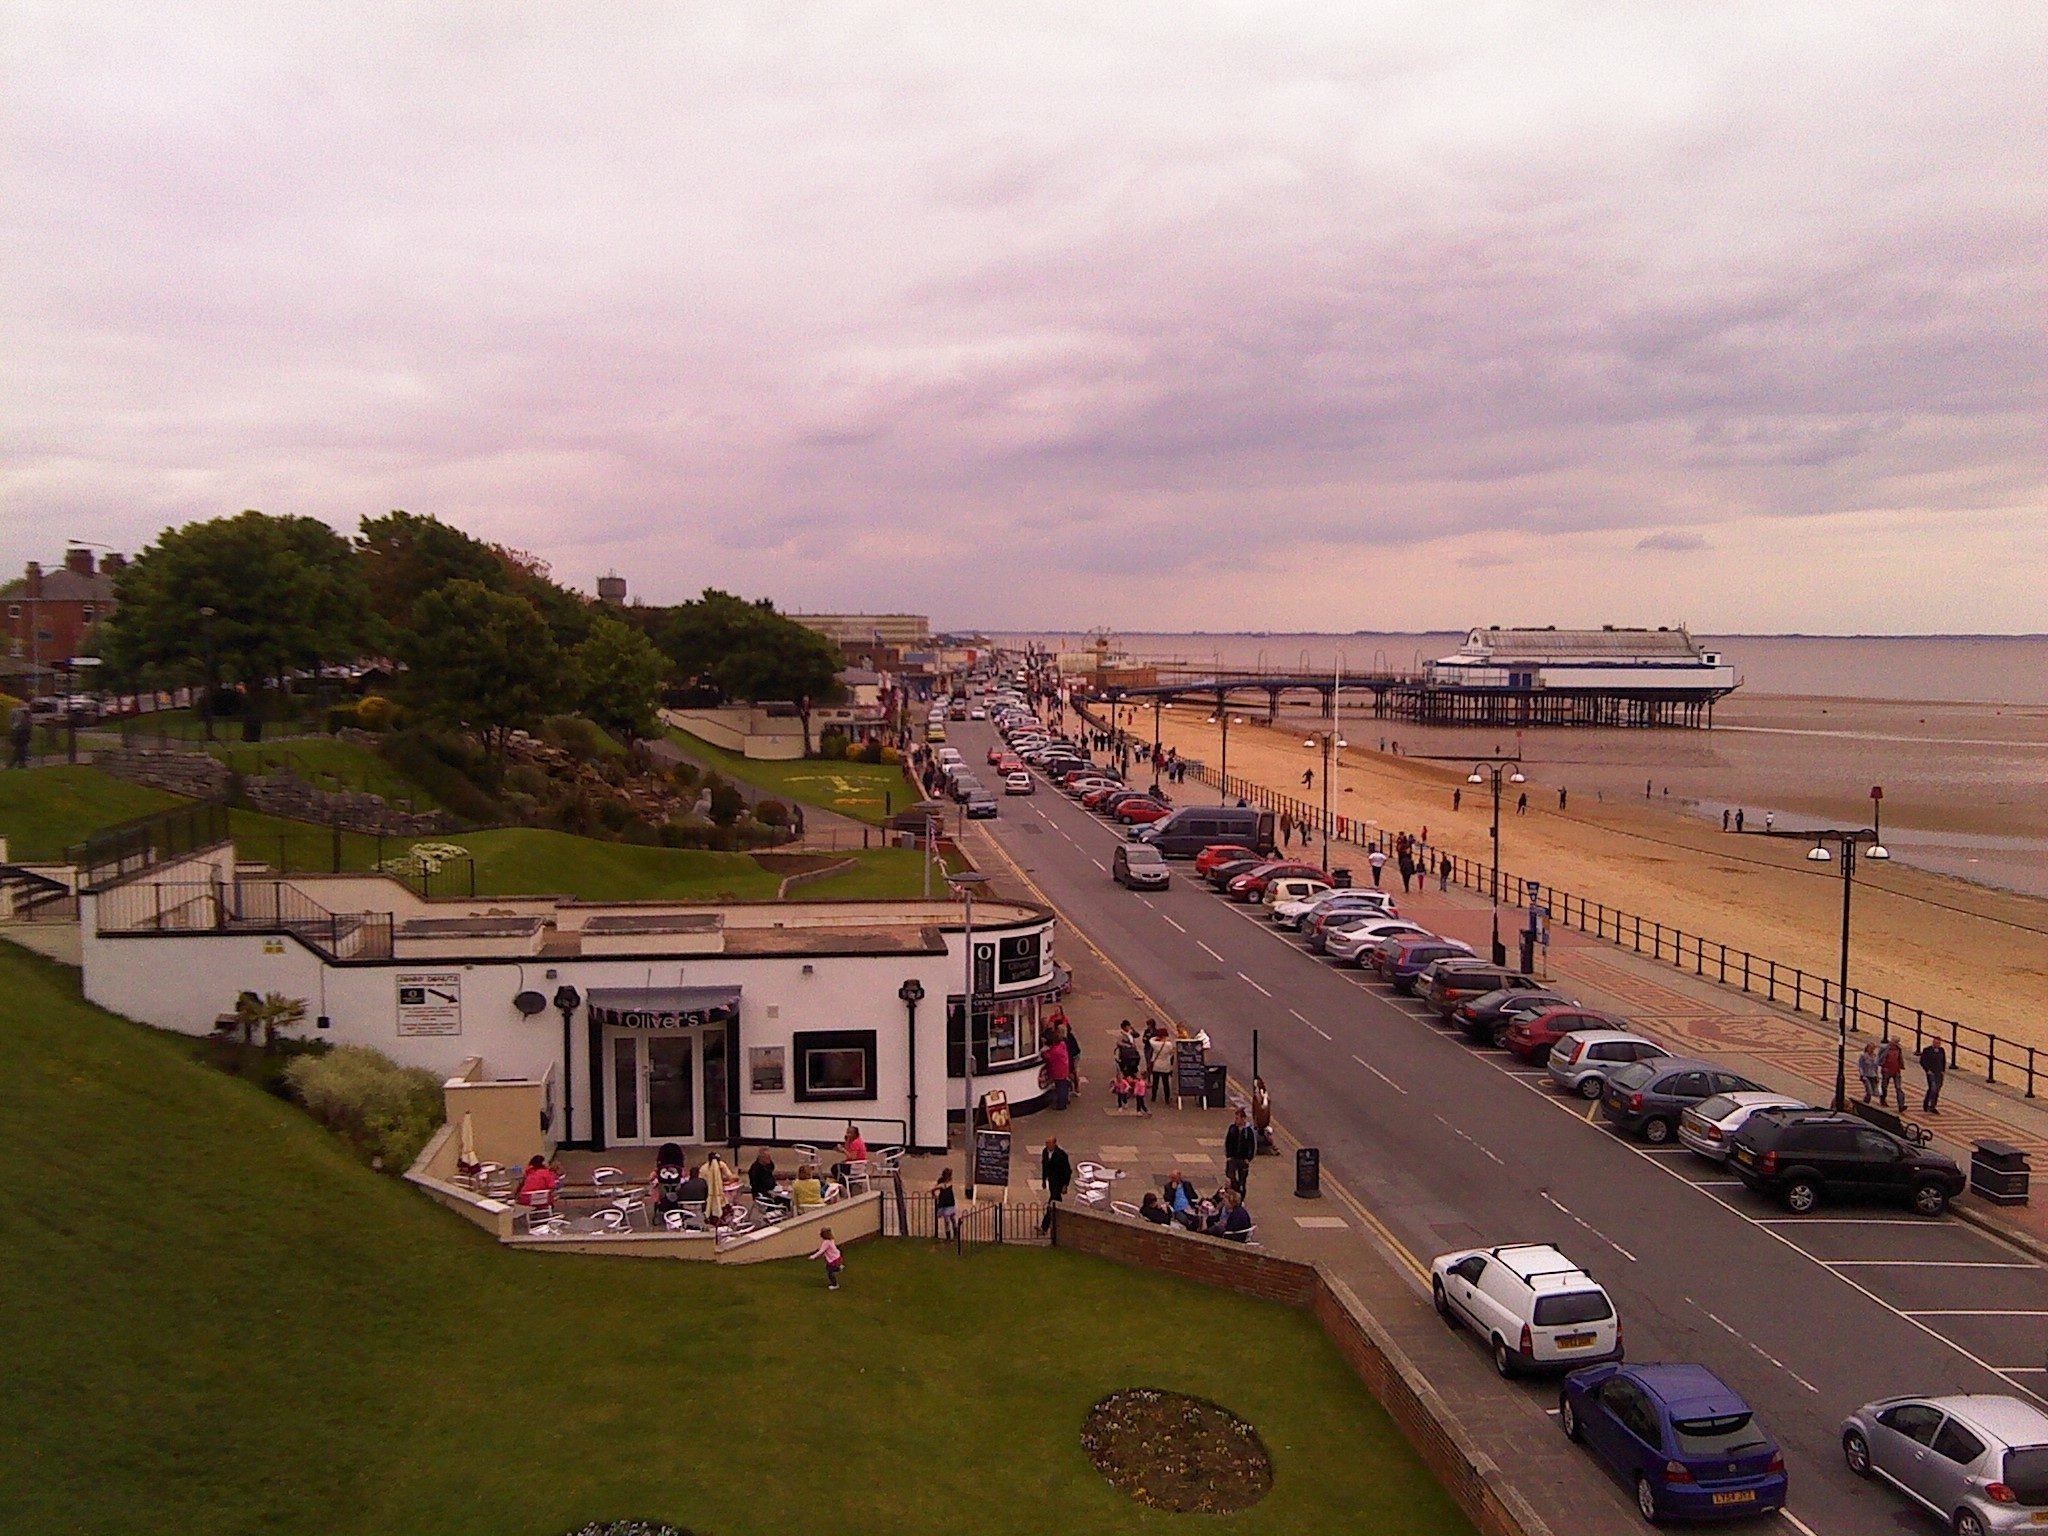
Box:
[1456,627,1704,660]
[0,568,119,603]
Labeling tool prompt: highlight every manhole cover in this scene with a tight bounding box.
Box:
[1188,969,1227,982]
[1021,822,1043,834]
[1082,1389,1272,1513]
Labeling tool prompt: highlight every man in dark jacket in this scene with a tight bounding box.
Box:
[1223,1108,1256,1194]
[1920,1041,1948,1113]
[1039,1136,1072,1234]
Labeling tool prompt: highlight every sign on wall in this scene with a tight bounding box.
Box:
[997,932,1042,985]
[395,972,463,1036]
[749,1045,786,1094]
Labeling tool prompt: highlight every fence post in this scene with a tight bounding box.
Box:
[1950,1020,1960,1075]
[1633,915,1642,952]
[2027,1047,2036,1100]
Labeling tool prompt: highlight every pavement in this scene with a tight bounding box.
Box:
[951,714,2048,1536]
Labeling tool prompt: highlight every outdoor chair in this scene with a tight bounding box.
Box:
[871,1147,903,1177]
[524,1203,567,1236]
[793,1143,822,1167]
[842,1159,872,1194]
[1110,1200,1141,1219]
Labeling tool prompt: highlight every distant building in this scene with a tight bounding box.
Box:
[596,572,628,605]
[1419,626,1737,726]
[2,548,124,693]
[794,613,932,649]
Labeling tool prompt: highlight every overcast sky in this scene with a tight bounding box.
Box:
[4,4,2043,632]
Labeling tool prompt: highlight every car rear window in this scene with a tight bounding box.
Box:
[1532,1291,1613,1326]
[2002,1448,2048,1506]
[1693,1095,1739,1121]
[1671,1412,1769,1457]
[1607,1062,1656,1090]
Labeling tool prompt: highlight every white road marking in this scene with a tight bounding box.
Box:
[1910,1310,2048,1317]
[1779,1508,1821,1536]
[1239,973,1273,997]
[1197,941,1225,961]
[1308,1023,1333,1040]
[1090,858,1107,872]
[1162,916,1186,933]
[1828,1260,2037,1269]
[1288,1009,1314,1026]
[1537,1189,1638,1263]
[1352,1055,1408,1095]
[1756,1217,1936,1226]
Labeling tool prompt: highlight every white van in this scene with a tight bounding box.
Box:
[1430,1242,1622,1377]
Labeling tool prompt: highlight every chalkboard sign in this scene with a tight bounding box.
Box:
[1175,1039,1207,1100]
[972,1128,1012,1192]
[1294,1146,1321,1199]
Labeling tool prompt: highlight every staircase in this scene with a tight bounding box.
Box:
[0,864,77,923]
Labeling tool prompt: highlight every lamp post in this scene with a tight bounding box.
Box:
[946,869,990,1193]
[59,655,101,765]
[1749,825,1889,1110]
[197,606,219,742]
[898,978,926,1151]
[1414,753,1524,964]
[552,984,583,1145]
[1302,729,1347,872]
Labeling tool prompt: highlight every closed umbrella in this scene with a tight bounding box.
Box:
[459,1112,477,1169]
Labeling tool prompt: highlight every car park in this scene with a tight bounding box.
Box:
[1423,963,1545,1021]
[1194,843,1258,877]
[1430,1242,1622,1378]
[1453,988,1579,1046]
[1676,1093,1810,1163]
[1323,919,1433,964]
[1561,1362,1787,1523]
[1728,1111,1966,1215]
[1273,886,1394,928]
[1004,772,1034,795]
[1545,1031,1673,1100]
[1601,1058,1767,1144]
[1302,901,1404,949]
[1503,1007,1632,1066]
[1112,842,1171,889]
[1371,936,1478,993]
[1841,1392,2048,1535]
[1205,857,1269,892]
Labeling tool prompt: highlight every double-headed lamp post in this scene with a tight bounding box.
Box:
[1303,730,1347,872]
[1750,826,1888,1110]
[945,869,990,1190]
[1411,754,1525,965]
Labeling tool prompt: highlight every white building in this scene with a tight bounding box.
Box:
[1425,626,1735,694]
[80,843,1063,1155]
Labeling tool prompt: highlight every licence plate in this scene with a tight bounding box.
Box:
[1556,1332,1596,1349]
[2030,1514,2048,1526]
[1711,1491,1756,1507]
[1733,1148,1756,1167]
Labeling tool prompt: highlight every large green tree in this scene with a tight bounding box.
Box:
[569,615,668,742]
[661,589,845,754]
[397,580,565,756]
[355,511,508,638]
[100,510,369,740]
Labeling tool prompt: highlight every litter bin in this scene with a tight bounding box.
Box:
[1330,868,1353,888]
[1971,1140,2030,1207]
[1204,1062,1230,1109]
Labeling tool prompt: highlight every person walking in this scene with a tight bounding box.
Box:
[1039,1136,1072,1234]
[1735,808,1744,832]
[1250,1077,1275,1153]
[1397,847,1415,892]
[1439,850,1453,892]
[1764,811,1775,832]
[1043,1032,1072,1111]
[1722,808,1731,832]
[1919,1041,1948,1114]
[1224,1107,1256,1195]
[933,1167,960,1241]
[1301,767,1313,789]
[1279,810,1294,847]
[1367,845,1387,886]
[1857,1042,1882,1103]
[1516,791,1528,816]
[809,1228,845,1290]
[1452,786,1462,812]
[1145,1022,1175,1110]
[7,707,30,770]
[1879,1037,1907,1110]
[1558,788,1567,811]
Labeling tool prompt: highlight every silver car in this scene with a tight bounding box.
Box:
[1676,1091,1809,1163]
[1545,1030,1671,1100]
[1843,1393,2048,1534]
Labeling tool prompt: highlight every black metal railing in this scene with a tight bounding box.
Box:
[67,801,231,892]
[882,1189,1048,1245]
[93,873,393,962]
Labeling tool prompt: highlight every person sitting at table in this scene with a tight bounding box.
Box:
[514,1154,560,1208]
[747,1149,788,1211]
[679,1163,710,1208]
[833,1123,869,1180]
[1162,1170,1200,1229]
[1138,1191,1173,1226]
[790,1163,827,1211]
[1206,1188,1253,1243]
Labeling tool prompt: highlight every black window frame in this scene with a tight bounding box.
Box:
[791,1029,878,1104]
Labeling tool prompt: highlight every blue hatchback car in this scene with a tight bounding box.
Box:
[1560,1362,1788,1523]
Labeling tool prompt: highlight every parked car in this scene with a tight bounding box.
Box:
[1273,886,1394,928]
[1004,772,1034,796]
[1205,857,1269,892]
[1545,1031,1673,1100]
[1371,936,1478,993]
[1453,988,1579,1046]
[1113,797,1172,825]
[968,707,986,720]
[1504,1007,1632,1066]
[948,774,985,803]
[1601,1058,1767,1144]
[1841,1392,2048,1535]
[1561,1362,1788,1524]
[1423,963,1545,1021]
[1134,806,1276,859]
[1263,877,1331,917]
[1324,919,1432,964]
[1728,1111,1966,1216]
[1677,1093,1810,1163]
[1430,1241,1622,1378]
[1112,842,1171,890]
[1227,862,1329,902]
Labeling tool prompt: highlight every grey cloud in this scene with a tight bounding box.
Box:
[1636,531,1708,552]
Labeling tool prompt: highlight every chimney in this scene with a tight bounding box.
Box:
[65,547,95,577]
[23,561,41,599]
[100,552,126,576]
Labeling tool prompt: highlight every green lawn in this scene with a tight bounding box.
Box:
[204,736,443,812]
[0,765,186,861]
[798,845,959,899]
[0,944,1473,1536]
[87,704,324,745]
[667,727,913,825]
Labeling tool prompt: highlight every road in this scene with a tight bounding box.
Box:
[961,719,2048,1536]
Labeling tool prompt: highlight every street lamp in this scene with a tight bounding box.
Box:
[1413,753,1525,964]
[1302,731,1347,872]
[1752,826,1888,1110]
[946,869,991,1193]
[59,655,101,765]
[552,984,583,1145]
[197,606,219,742]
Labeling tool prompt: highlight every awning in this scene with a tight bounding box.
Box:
[585,987,740,1029]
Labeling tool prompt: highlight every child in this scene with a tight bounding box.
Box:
[933,1168,960,1241]
[1112,1070,1133,1110]
[810,1228,844,1290]
[1131,1068,1149,1115]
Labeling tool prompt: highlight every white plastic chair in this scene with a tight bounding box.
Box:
[1110,1200,1142,1218]
[524,1204,567,1236]
[842,1158,872,1194]
[793,1143,821,1167]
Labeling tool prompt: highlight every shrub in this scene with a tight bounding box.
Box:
[857,738,885,765]
[733,820,785,848]
[879,744,902,765]
[197,1035,330,1099]
[705,777,746,827]
[596,795,634,833]
[283,1045,445,1171]
[619,816,662,846]
[379,728,507,823]
[754,798,790,828]
[354,694,398,731]
[324,701,361,733]
[504,762,551,798]
[541,713,607,763]
[817,729,849,760]
[668,761,700,791]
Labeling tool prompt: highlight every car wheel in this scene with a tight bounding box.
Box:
[1635,1475,1661,1524]
[1577,1076,1605,1100]
[1782,1178,1820,1214]
[1842,1428,1872,1477]
[1912,1181,1952,1218]
[1955,1512,1988,1536]
[1433,1279,1454,1323]
[1491,1335,1517,1378]
[1641,1116,1675,1145]
[1559,1392,1581,1442]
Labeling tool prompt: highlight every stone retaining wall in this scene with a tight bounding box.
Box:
[93,747,455,836]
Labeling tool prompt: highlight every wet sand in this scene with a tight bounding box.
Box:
[1128,702,2048,1054]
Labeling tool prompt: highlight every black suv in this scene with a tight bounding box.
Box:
[1727,1110,1965,1216]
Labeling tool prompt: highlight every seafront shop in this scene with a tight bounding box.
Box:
[77,839,1065,1154]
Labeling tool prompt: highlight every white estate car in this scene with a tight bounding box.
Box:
[1274,887,1397,929]
[1431,1242,1623,1378]
[1677,1092,1811,1163]
[1263,877,1331,916]
[1325,918,1432,964]
[1004,772,1034,795]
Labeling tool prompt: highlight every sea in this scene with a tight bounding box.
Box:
[990,632,2048,899]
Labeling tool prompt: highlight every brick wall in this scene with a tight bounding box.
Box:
[1053,1206,1553,1536]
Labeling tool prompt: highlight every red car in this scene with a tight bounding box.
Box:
[1226,861,1330,901]
[1114,797,1172,824]
[1503,1006,1632,1065]
[1194,844,1258,877]
[1081,783,1125,810]
[986,746,1007,766]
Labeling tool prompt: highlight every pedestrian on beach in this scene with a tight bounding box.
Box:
[1722,809,1731,832]
[1765,811,1775,831]
[1646,779,1652,798]
[1439,851,1453,891]
[1735,809,1745,832]
[1302,768,1313,788]
[1224,1107,1256,1195]
[1558,788,1567,811]
[1368,846,1387,886]
[1452,786,1462,812]
[1279,810,1294,846]
[1858,1042,1882,1102]
[1516,791,1528,816]
[1039,1137,1072,1234]
[809,1228,845,1290]
[1920,1041,1948,1114]
[1880,1037,1907,1110]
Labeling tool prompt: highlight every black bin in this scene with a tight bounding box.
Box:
[1331,868,1353,888]
[1971,1140,2031,1207]
[1204,1062,1230,1109]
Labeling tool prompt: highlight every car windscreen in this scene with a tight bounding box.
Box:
[1607,1062,1657,1091]
[1670,1412,1769,1458]
[2001,1448,2048,1506]
[1125,847,1164,864]
[1531,1291,1613,1326]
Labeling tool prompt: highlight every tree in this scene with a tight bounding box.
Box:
[231,990,308,1049]
[356,511,508,639]
[396,580,565,756]
[100,511,369,741]
[661,589,847,754]
[569,615,668,742]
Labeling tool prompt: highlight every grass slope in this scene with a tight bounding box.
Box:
[667,727,911,826]
[0,765,185,861]
[0,945,1471,1536]
[204,737,444,813]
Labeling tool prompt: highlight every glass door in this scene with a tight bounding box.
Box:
[612,1034,641,1143]
[701,1028,729,1144]
[646,1034,696,1140]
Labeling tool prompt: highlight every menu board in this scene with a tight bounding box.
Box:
[972,1128,1012,1191]
[1175,1038,1207,1099]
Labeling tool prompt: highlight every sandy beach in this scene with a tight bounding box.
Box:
[1121,701,2048,1056]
